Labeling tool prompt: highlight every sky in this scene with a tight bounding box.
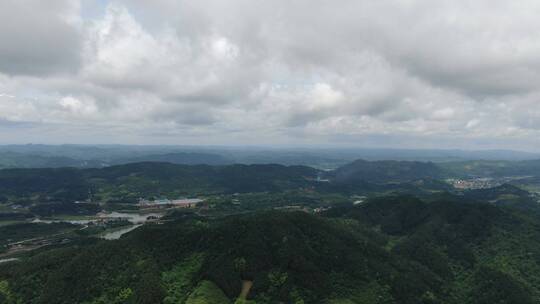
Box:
[1,0,540,150]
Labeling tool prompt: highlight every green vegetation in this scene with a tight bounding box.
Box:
[439,159,540,178]
[162,253,204,304]
[2,158,540,303]
[185,280,231,304]
[3,158,539,220]
[3,193,540,303]
[0,162,317,206]
[0,151,97,169]
[0,222,76,247]
[0,158,477,222]
[328,159,444,183]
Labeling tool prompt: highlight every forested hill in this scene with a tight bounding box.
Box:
[328,159,445,184]
[2,158,537,207]
[328,158,540,182]
[2,195,540,303]
[2,158,540,212]
[114,152,232,166]
[0,162,319,202]
[0,151,104,169]
[438,159,540,178]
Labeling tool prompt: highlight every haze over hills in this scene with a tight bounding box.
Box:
[1,144,540,170]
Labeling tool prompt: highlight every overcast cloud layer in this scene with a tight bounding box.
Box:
[1,0,540,150]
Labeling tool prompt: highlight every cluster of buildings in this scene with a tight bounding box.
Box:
[449,178,500,190]
[138,198,204,209]
[313,206,331,213]
[89,217,131,227]
[274,205,312,213]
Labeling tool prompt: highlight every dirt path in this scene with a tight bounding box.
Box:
[239,280,253,300]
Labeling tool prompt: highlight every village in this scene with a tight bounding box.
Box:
[137,197,205,209]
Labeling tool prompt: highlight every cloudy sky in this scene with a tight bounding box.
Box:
[1,0,540,150]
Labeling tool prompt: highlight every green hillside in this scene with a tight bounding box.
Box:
[2,195,540,303]
[0,162,318,205]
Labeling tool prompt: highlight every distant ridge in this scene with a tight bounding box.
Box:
[329,159,444,184]
[114,152,232,166]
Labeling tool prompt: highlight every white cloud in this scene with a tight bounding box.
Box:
[1,0,540,149]
[432,108,456,120]
[466,119,481,129]
[59,96,98,116]
[210,37,240,61]
[0,0,82,75]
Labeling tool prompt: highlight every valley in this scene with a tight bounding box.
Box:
[2,0,539,302]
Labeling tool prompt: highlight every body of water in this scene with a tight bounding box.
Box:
[101,224,143,240]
